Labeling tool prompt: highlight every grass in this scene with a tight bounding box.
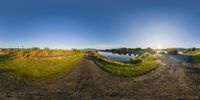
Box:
[193,54,200,67]
[90,53,158,77]
[0,53,84,80]
[0,52,8,55]
[195,50,200,54]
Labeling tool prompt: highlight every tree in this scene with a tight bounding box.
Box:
[192,47,196,51]
[72,49,80,55]
[43,47,51,56]
[167,49,178,55]
[17,49,26,57]
[30,47,40,57]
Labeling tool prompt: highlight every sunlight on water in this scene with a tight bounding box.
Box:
[98,51,135,62]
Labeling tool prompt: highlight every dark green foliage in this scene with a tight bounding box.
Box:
[102,48,143,55]
[31,47,40,50]
[168,49,178,55]
[130,57,143,64]
[192,47,196,51]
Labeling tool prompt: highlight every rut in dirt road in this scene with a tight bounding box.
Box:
[0,57,200,100]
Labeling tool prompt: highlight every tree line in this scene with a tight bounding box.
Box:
[101,48,144,55]
[0,47,81,58]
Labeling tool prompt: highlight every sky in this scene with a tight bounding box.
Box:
[0,0,200,49]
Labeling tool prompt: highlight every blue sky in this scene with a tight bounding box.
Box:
[0,0,200,49]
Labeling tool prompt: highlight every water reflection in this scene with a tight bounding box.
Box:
[98,51,135,62]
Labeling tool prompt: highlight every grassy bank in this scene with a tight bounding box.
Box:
[89,52,158,77]
[0,54,84,80]
[193,54,200,67]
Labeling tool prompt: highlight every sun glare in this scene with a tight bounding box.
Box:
[157,45,161,49]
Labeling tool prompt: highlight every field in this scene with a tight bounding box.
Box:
[89,52,159,76]
[0,51,84,80]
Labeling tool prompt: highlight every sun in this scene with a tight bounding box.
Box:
[157,45,161,49]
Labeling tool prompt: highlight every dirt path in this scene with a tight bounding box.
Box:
[0,56,200,100]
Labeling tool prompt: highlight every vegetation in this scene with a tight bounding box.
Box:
[184,48,200,67]
[192,54,200,68]
[89,52,158,76]
[14,48,80,58]
[102,48,143,55]
[183,47,200,55]
[167,49,178,55]
[129,57,143,64]
[0,52,7,55]
[0,48,85,80]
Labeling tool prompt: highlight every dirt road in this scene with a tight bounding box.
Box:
[0,56,200,100]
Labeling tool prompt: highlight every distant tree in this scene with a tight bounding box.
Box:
[192,47,196,51]
[167,49,178,55]
[1,49,13,55]
[43,47,50,56]
[72,49,80,55]
[31,47,40,50]
[17,49,26,57]
[44,47,50,50]
[30,47,40,57]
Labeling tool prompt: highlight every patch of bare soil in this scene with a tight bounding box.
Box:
[0,56,200,100]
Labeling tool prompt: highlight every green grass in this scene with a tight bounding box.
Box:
[91,54,159,77]
[0,54,84,80]
[193,54,200,67]
[0,52,7,55]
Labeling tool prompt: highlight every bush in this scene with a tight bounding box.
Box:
[130,57,143,64]
[192,47,196,51]
[167,49,178,55]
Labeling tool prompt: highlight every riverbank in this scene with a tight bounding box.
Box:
[192,54,200,68]
[89,52,159,76]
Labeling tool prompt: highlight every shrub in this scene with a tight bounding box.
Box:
[130,57,143,64]
[167,49,178,55]
[192,47,196,51]
[43,47,51,56]
[72,49,80,55]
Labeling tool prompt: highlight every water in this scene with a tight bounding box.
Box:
[98,51,135,62]
[165,55,191,63]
